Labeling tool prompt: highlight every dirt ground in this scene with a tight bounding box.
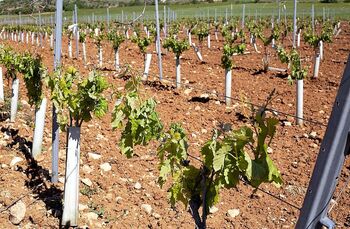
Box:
[1,21,350,228]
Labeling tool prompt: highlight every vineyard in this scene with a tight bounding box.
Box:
[0,1,350,228]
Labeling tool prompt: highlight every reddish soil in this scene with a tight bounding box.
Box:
[1,22,350,228]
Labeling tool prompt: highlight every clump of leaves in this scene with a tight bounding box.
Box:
[157,109,282,228]
[303,21,333,49]
[111,75,163,158]
[221,43,246,69]
[20,52,47,107]
[107,29,125,51]
[47,67,108,130]
[277,46,308,82]
[131,32,151,55]
[163,37,190,59]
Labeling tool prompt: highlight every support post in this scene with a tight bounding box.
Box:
[52,0,63,183]
[296,55,350,228]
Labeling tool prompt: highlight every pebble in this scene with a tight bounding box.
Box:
[116,196,123,204]
[9,200,26,225]
[82,165,93,174]
[214,101,220,105]
[308,131,317,139]
[267,147,273,154]
[201,129,208,134]
[81,178,93,187]
[88,152,102,160]
[283,121,292,126]
[100,163,112,172]
[83,212,98,221]
[209,206,219,214]
[79,204,89,211]
[227,209,240,218]
[58,177,65,184]
[10,157,23,167]
[141,204,152,215]
[152,212,161,219]
[184,88,192,95]
[310,143,318,148]
[195,106,201,111]
[134,182,142,190]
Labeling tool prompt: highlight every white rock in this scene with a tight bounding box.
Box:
[100,163,111,172]
[184,88,193,95]
[309,131,317,139]
[195,106,201,111]
[58,177,65,184]
[201,129,208,134]
[152,212,161,219]
[9,200,26,225]
[141,204,152,215]
[134,182,142,190]
[79,204,89,211]
[10,157,23,167]
[116,196,123,204]
[84,212,98,221]
[81,178,92,187]
[214,101,220,105]
[82,165,93,174]
[88,152,101,160]
[267,147,273,154]
[200,93,209,98]
[227,209,240,218]
[283,121,292,126]
[209,206,219,214]
[96,134,105,141]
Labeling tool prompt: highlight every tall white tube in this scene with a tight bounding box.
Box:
[225,69,232,106]
[0,67,3,102]
[143,53,152,80]
[176,57,181,88]
[32,98,47,158]
[62,127,81,227]
[98,46,103,68]
[313,53,321,78]
[115,49,120,71]
[319,41,323,60]
[82,42,87,65]
[10,78,19,122]
[68,40,72,58]
[296,79,303,126]
[192,43,203,62]
[207,34,211,49]
[297,31,301,47]
[188,32,192,46]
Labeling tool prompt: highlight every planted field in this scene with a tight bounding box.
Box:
[0,8,350,228]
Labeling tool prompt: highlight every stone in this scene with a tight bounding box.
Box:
[58,177,65,184]
[83,212,98,221]
[81,178,92,187]
[9,200,26,225]
[209,206,219,214]
[79,204,89,211]
[214,101,220,105]
[10,157,23,167]
[195,106,201,111]
[184,88,192,95]
[100,163,111,172]
[134,182,142,190]
[201,129,208,134]
[82,165,93,174]
[152,212,161,219]
[227,209,240,218]
[116,196,123,204]
[88,152,102,160]
[308,131,317,139]
[267,147,273,154]
[283,121,292,126]
[141,204,152,215]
